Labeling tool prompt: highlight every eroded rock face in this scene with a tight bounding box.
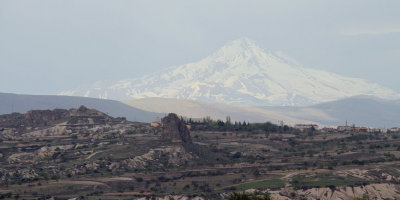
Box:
[124,146,193,169]
[25,109,70,126]
[0,109,69,131]
[67,105,126,125]
[161,113,191,143]
[69,105,108,117]
[267,183,400,200]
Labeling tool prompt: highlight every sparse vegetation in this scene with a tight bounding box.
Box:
[1,109,400,199]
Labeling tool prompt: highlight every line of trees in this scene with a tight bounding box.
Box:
[185,116,294,133]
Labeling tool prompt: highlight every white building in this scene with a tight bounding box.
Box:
[294,124,319,131]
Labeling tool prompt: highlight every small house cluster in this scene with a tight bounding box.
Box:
[294,124,319,131]
[295,121,400,134]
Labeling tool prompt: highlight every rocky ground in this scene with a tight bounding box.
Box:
[1,108,400,199]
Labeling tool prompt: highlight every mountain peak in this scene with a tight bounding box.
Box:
[212,38,265,61]
[230,37,258,48]
[222,37,261,51]
[60,38,400,106]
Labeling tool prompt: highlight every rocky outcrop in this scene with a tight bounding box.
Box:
[0,109,69,131]
[124,146,193,169]
[67,105,125,125]
[69,105,108,118]
[0,106,125,135]
[25,109,70,127]
[262,183,400,200]
[161,113,191,143]
[303,183,400,200]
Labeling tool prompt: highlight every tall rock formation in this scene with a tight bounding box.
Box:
[161,113,191,143]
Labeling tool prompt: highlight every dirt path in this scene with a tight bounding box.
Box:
[55,180,110,187]
[86,151,102,159]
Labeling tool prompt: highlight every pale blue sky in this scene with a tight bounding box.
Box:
[1,0,399,94]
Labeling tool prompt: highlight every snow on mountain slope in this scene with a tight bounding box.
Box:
[60,38,400,106]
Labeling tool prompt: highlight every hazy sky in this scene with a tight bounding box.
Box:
[1,0,399,94]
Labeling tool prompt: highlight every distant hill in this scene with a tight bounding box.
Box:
[123,97,314,125]
[123,96,400,128]
[262,95,400,128]
[5,92,396,127]
[310,95,400,128]
[0,93,164,122]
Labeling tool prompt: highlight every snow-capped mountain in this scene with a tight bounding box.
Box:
[60,38,400,106]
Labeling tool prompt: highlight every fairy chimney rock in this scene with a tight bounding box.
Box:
[161,113,191,143]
